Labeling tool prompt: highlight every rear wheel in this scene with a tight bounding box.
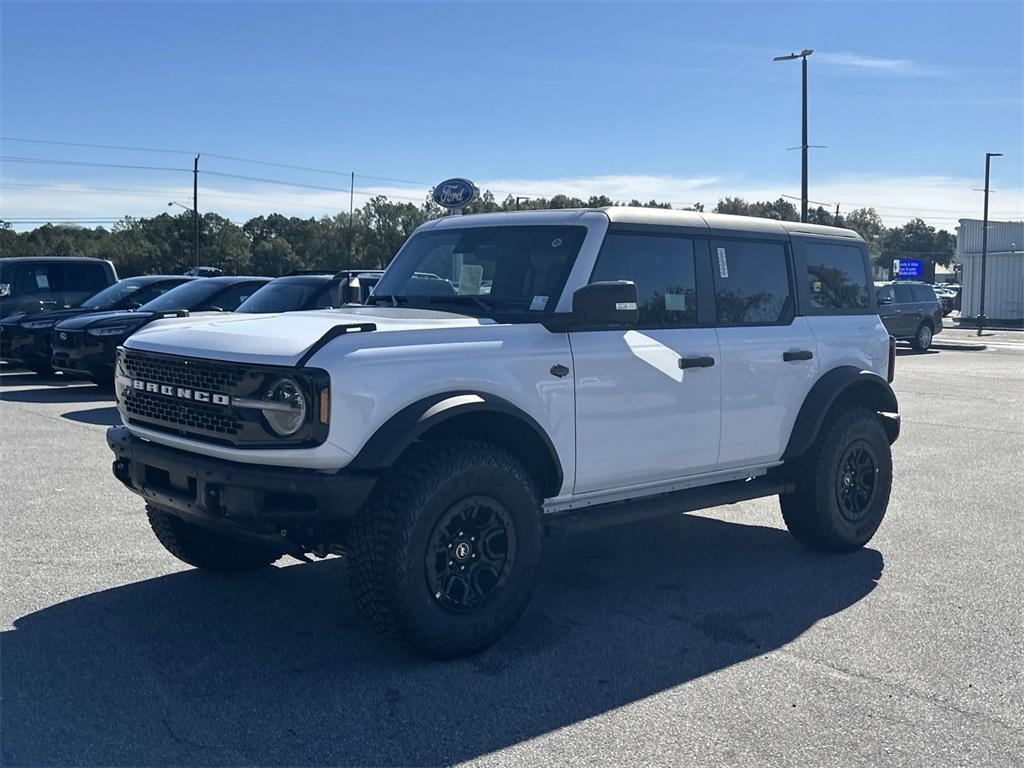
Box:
[146,505,282,572]
[347,439,542,658]
[911,322,933,351]
[780,406,892,552]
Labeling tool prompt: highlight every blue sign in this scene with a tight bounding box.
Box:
[432,178,479,210]
[892,258,923,279]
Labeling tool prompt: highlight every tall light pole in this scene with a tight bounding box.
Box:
[977,151,1002,336]
[774,49,814,223]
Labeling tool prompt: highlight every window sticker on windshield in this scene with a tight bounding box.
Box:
[530,295,548,311]
[665,292,686,311]
[458,264,483,295]
[717,248,729,278]
[35,271,50,289]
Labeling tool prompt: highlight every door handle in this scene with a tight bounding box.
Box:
[678,356,715,369]
[783,350,814,362]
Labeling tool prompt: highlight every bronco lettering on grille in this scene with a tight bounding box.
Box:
[132,378,230,406]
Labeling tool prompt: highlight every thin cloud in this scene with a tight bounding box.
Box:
[815,51,944,76]
[2,174,1021,231]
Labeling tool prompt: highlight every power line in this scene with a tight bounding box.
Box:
[201,169,426,201]
[0,155,189,172]
[0,136,196,155]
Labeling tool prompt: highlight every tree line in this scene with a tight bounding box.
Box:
[0,191,956,277]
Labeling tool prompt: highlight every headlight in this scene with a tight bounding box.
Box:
[21,319,55,330]
[262,377,307,436]
[86,325,131,337]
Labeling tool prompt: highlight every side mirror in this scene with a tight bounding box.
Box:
[343,277,362,304]
[0,283,11,298]
[544,281,639,331]
[877,295,893,305]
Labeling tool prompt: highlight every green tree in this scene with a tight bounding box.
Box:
[843,208,885,256]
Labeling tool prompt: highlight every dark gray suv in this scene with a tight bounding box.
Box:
[875,281,943,351]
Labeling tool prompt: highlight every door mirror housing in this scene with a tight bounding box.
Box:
[545,281,639,331]
[343,277,362,304]
[0,283,11,298]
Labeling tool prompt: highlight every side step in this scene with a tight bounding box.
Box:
[544,474,794,536]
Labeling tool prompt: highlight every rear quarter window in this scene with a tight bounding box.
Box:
[804,243,871,312]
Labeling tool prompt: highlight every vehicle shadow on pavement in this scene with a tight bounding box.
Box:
[0,384,112,404]
[60,405,122,426]
[1,514,883,767]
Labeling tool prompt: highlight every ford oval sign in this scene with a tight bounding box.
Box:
[432,178,479,210]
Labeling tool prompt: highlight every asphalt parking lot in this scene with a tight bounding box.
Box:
[2,346,1022,767]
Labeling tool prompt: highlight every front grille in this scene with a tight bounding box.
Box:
[121,349,243,391]
[116,348,329,448]
[53,330,81,348]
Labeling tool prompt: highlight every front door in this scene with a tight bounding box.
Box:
[570,230,721,495]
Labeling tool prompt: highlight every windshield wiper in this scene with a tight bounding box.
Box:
[366,294,409,307]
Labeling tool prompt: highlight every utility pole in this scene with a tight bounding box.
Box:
[835,202,841,225]
[977,151,1002,336]
[193,154,200,268]
[773,49,814,223]
[348,171,355,265]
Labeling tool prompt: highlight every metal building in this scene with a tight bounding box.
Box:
[957,219,1024,322]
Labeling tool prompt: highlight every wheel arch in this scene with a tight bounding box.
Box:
[783,366,900,460]
[349,391,564,498]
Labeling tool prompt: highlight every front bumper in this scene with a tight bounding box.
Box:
[51,330,115,379]
[0,326,51,366]
[107,426,378,540]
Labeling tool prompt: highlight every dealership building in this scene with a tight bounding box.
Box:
[957,218,1024,323]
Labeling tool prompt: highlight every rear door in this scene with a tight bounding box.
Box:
[9,263,62,314]
[892,283,918,336]
[570,229,721,494]
[713,237,819,467]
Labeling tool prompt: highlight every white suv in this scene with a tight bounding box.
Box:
[107,207,900,657]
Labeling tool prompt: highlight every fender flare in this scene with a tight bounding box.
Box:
[349,391,564,495]
[783,367,899,460]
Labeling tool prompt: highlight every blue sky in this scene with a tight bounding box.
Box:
[2,1,1022,230]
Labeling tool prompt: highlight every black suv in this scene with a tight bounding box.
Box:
[875,281,943,351]
[52,276,270,383]
[0,275,193,374]
[0,257,117,318]
[235,270,384,313]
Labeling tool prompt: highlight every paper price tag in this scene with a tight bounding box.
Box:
[717,248,729,278]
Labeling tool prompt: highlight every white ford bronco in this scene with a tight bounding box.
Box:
[107,207,899,657]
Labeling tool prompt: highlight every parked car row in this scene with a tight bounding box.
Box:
[0,257,384,383]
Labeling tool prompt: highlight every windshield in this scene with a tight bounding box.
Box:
[139,280,220,311]
[80,278,149,310]
[237,280,336,313]
[371,225,586,315]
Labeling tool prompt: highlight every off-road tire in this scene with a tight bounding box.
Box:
[146,505,282,572]
[911,322,933,352]
[780,406,892,552]
[347,438,543,659]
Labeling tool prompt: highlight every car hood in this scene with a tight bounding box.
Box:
[124,307,490,366]
[56,310,154,331]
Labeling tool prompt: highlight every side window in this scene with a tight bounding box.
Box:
[61,263,109,294]
[913,284,936,303]
[14,266,57,295]
[589,232,698,327]
[893,283,915,303]
[712,240,792,324]
[804,243,870,311]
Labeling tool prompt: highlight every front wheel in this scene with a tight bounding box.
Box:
[347,439,542,658]
[911,322,933,351]
[780,406,892,552]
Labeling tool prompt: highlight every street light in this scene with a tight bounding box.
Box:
[773,48,814,223]
[977,152,1002,336]
[168,200,200,268]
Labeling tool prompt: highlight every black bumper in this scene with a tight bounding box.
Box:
[106,426,378,538]
[51,332,114,379]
